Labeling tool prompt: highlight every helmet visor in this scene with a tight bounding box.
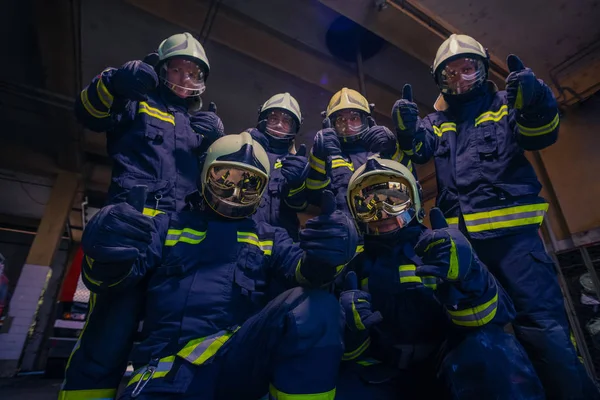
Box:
[436,57,486,95]
[161,58,206,98]
[206,165,267,209]
[350,175,416,227]
[263,109,298,140]
[332,110,368,142]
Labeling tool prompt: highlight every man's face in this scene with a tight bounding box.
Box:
[265,109,296,138]
[165,58,205,98]
[333,109,364,137]
[442,58,480,94]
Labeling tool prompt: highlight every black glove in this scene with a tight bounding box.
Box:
[311,128,341,160]
[361,125,398,157]
[107,60,159,101]
[190,111,225,146]
[505,54,545,112]
[282,144,309,189]
[391,84,419,135]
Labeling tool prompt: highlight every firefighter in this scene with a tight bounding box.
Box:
[391,33,598,398]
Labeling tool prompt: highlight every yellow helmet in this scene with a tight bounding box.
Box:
[325,88,371,118]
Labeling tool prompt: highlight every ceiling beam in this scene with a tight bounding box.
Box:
[125,0,434,120]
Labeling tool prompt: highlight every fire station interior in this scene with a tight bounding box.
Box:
[0,0,599,397]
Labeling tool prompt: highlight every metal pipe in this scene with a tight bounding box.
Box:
[356,43,367,98]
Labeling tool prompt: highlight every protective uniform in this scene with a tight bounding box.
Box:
[335,157,544,399]
[307,88,416,215]
[248,93,308,240]
[79,132,359,399]
[61,33,224,400]
[392,34,598,398]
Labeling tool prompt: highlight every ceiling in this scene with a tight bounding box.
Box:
[0,0,598,232]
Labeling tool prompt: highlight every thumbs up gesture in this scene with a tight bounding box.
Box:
[414,208,475,283]
[281,144,309,189]
[505,54,543,110]
[340,271,383,332]
[298,191,359,286]
[392,83,420,135]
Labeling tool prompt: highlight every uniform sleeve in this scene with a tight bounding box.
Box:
[399,115,437,164]
[267,226,306,288]
[282,182,308,211]
[306,150,332,206]
[81,213,169,292]
[445,272,516,329]
[74,68,131,132]
[386,143,418,180]
[509,84,560,151]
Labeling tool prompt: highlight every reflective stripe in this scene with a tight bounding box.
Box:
[306,177,330,190]
[85,255,95,269]
[331,157,354,171]
[360,277,369,291]
[274,161,283,169]
[433,122,456,137]
[407,160,413,172]
[391,146,405,163]
[143,207,165,217]
[463,203,548,233]
[475,105,508,126]
[404,141,423,155]
[127,355,175,386]
[138,102,175,125]
[342,337,371,361]
[398,264,421,284]
[58,388,116,400]
[80,89,109,119]
[82,268,102,287]
[447,291,498,327]
[288,182,306,197]
[517,113,559,136]
[309,153,326,174]
[351,293,366,330]
[445,217,459,229]
[96,75,114,109]
[355,245,364,254]
[447,238,459,280]
[177,328,239,365]
[237,231,273,255]
[269,384,336,400]
[422,275,437,290]
[356,357,381,366]
[165,228,206,246]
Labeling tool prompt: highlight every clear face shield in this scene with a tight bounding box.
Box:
[332,109,369,143]
[350,175,416,235]
[161,58,206,99]
[436,57,487,96]
[204,164,267,218]
[261,109,298,140]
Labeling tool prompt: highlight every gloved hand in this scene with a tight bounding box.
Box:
[108,60,158,101]
[247,127,270,149]
[414,208,486,304]
[298,191,359,286]
[505,54,545,111]
[340,271,383,332]
[190,108,225,146]
[81,203,156,281]
[361,125,398,157]
[281,144,309,189]
[392,84,419,135]
[311,128,341,160]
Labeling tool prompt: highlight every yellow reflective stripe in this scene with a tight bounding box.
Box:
[421,275,438,290]
[288,182,306,197]
[447,238,459,280]
[177,328,239,365]
[306,178,330,190]
[415,141,423,152]
[407,160,413,172]
[309,153,326,174]
[331,158,354,171]
[398,264,422,284]
[360,277,369,290]
[447,291,498,327]
[446,217,459,227]
[395,107,406,130]
[165,228,206,246]
[82,268,102,287]
[96,77,114,109]
[355,245,364,254]
[269,384,336,400]
[295,259,308,285]
[143,207,165,217]
[351,292,366,330]
[463,203,548,233]
[138,102,175,125]
[58,388,116,400]
[391,146,405,163]
[237,231,273,255]
[80,89,109,119]
[342,337,371,361]
[107,268,132,288]
[423,238,445,253]
[433,122,456,137]
[475,105,508,126]
[517,113,560,136]
[274,161,283,169]
[356,357,381,366]
[127,355,175,386]
[85,255,94,269]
